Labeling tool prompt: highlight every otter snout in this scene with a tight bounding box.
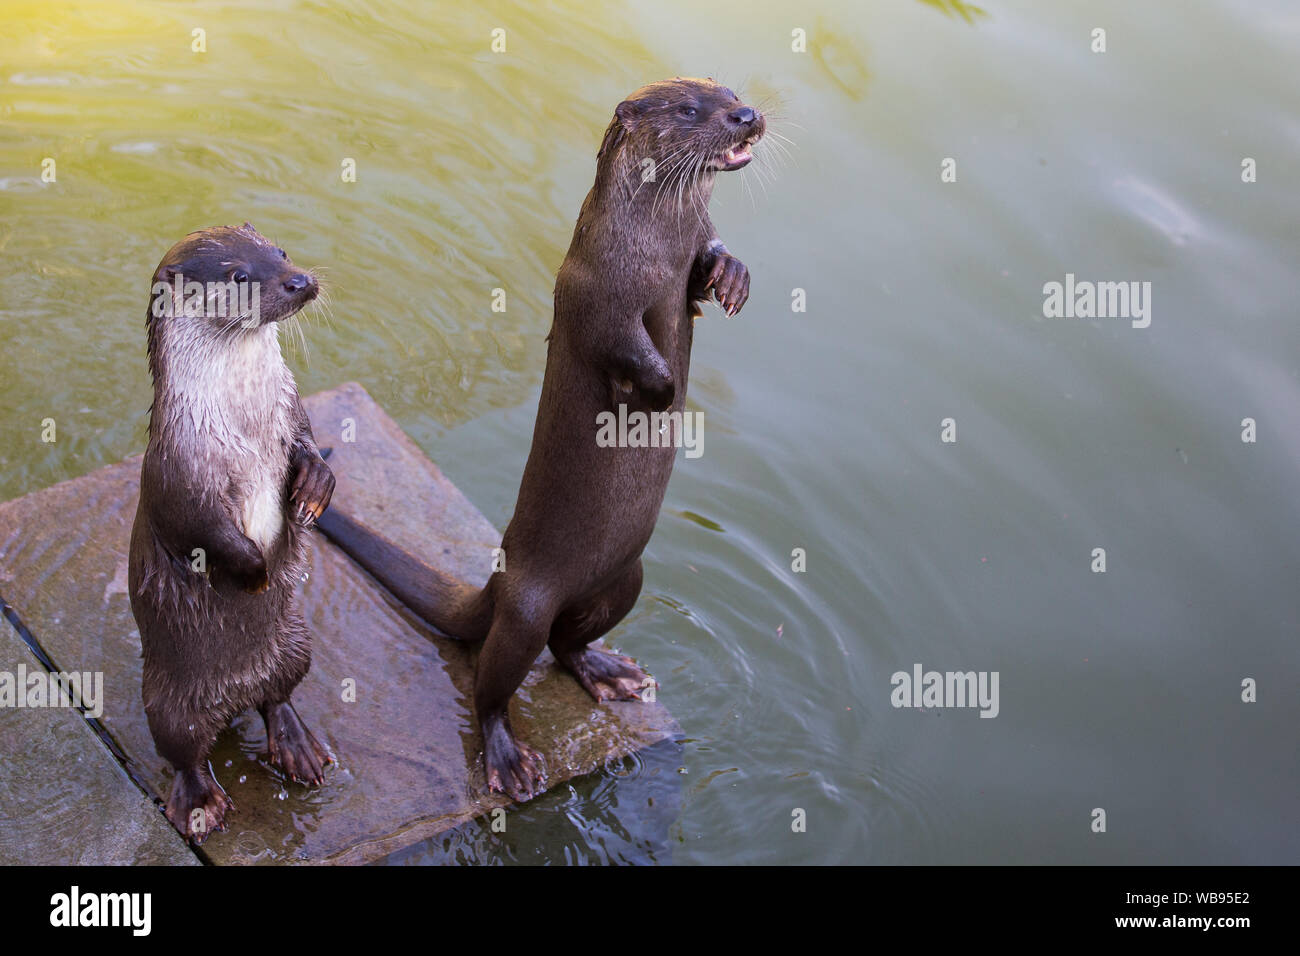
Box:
[718,103,764,172]
[728,106,758,126]
[283,271,318,297]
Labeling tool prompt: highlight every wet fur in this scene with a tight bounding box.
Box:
[318,78,765,800]
[129,223,334,842]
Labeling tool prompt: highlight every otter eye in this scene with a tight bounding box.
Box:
[277,248,287,260]
[232,269,250,284]
[680,105,698,119]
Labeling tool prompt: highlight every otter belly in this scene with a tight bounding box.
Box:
[241,473,285,552]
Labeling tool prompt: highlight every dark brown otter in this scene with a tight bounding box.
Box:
[128,223,336,843]
[318,78,765,799]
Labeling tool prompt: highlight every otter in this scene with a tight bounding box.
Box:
[128,223,336,843]
[318,78,765,799]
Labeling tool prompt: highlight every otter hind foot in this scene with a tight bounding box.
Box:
[165,765,233,845]
[558,647,656,703]
[483,717,546,802]
[262,700,332,785]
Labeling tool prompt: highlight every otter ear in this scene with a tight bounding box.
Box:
[597,116,626,161]
[600,100,643,160]
[241,221,257,234]
[614,99,645,127]
[154,260,192,285]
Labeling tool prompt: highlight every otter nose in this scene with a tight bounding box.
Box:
[283,273,314,294]
[729,106,756,125]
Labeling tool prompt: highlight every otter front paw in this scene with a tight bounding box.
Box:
[704,253,750,316]
[290,454,335,526]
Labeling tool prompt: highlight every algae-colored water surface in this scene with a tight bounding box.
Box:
[1,0,1296,864]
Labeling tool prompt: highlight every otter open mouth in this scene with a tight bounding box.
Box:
[717,136,759,170]
[715,134,761,172]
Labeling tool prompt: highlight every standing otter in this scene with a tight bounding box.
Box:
[129,223,336,843]
[318,78,765,799]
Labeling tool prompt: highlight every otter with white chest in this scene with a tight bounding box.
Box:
[128,223,336,843]
[318,78,765,799]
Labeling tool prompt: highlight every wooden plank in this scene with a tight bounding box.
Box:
[0,382,677,864]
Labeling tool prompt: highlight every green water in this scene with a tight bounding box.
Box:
[2,0,1297,864]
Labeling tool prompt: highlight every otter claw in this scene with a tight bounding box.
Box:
[706,253,749,316]
[289,454,335,526]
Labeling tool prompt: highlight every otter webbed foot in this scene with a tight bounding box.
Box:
[556,647,656,702]
[261,700,332,785]
[289,451,335,525]
[483,715,546,801]
[165,765,233,845]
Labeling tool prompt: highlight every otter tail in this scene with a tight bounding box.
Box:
[315,508,493,642]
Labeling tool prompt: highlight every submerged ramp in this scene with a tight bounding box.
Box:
[0,382,678,865]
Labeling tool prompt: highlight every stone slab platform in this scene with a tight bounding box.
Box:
[0,619,198,866]
[0,382,678,865]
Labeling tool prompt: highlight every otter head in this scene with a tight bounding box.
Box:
[599,77,766,187]
[148,222,319,333]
